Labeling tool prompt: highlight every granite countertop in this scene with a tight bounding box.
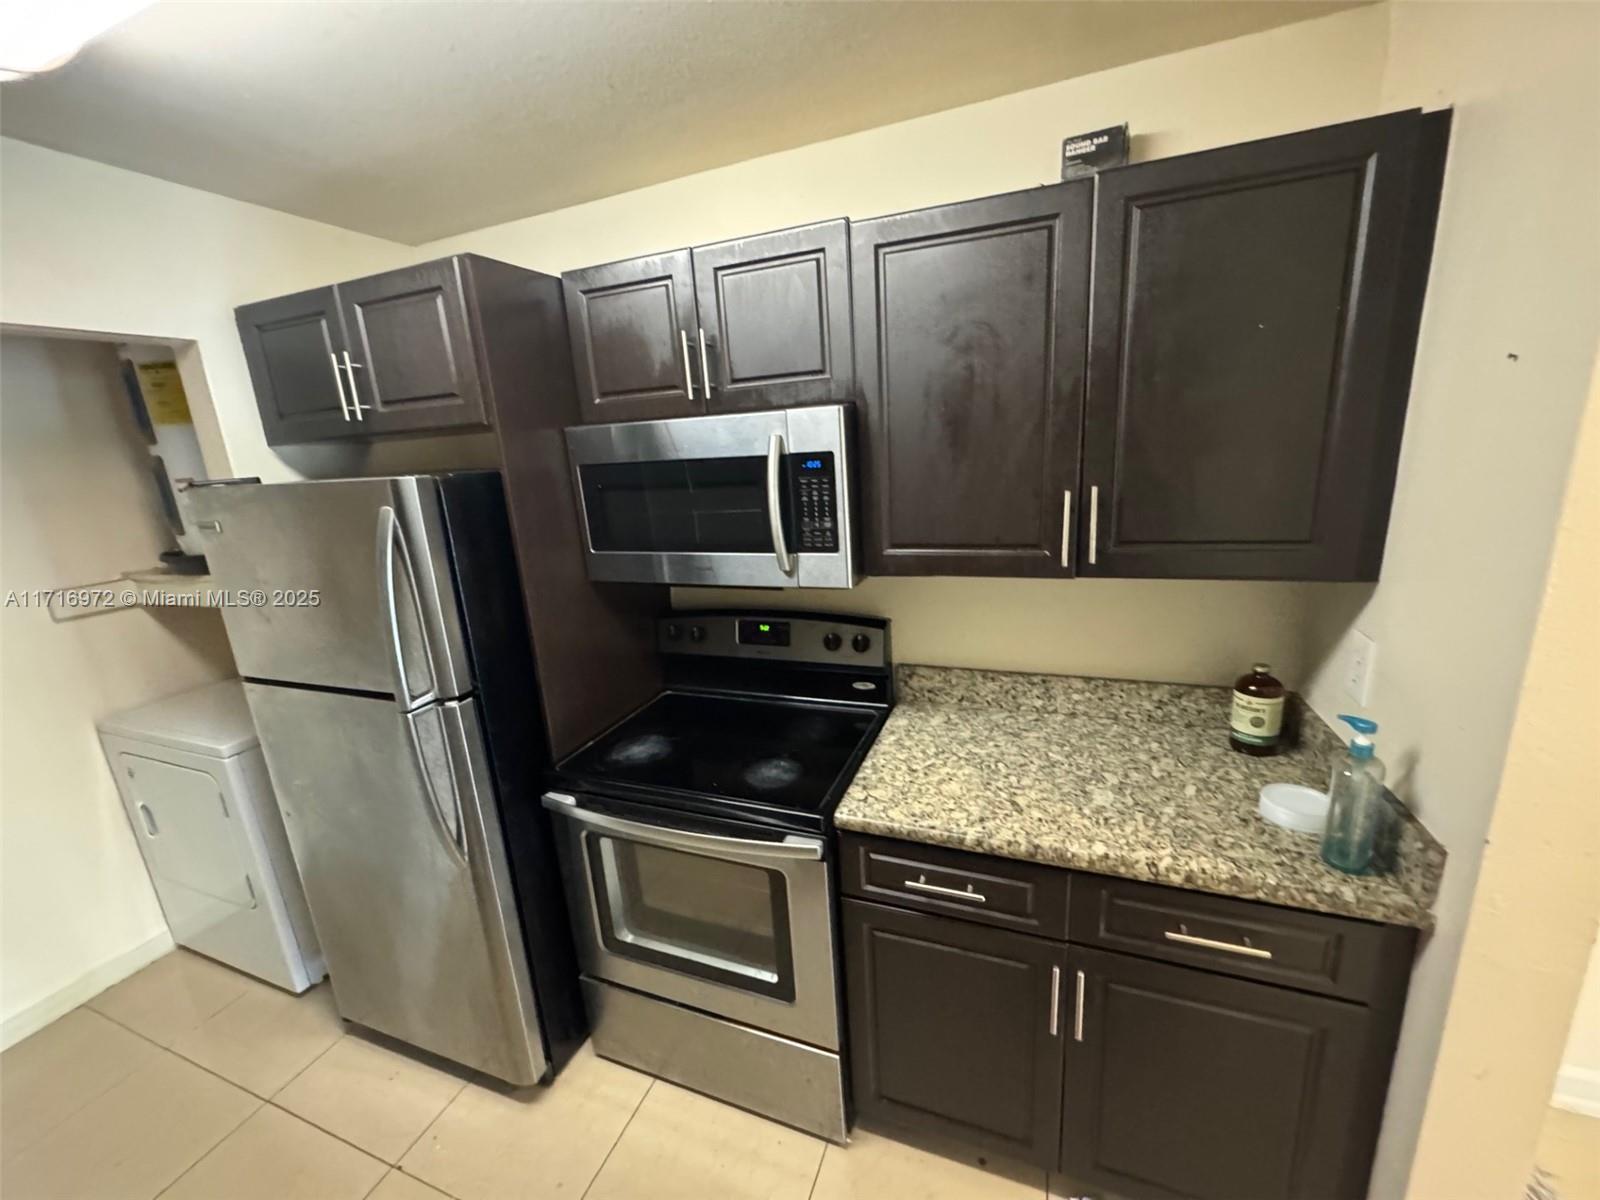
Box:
[835,665,1446,929]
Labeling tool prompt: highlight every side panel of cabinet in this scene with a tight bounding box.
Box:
[1082,110,1444,580]
[692,219,853,412]
[236,287,358,445]
[852,183,1091,577]
[843,899,1066,1168]
[337,259,488,434]
[563,251,702,423]
[1061,946,1383,1200]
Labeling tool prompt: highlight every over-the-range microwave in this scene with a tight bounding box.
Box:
[564,404,858,589]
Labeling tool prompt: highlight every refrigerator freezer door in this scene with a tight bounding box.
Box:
[244,682,547,1085]
[187,477,471,701]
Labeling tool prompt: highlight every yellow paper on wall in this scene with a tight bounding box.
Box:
[135,362,191,425]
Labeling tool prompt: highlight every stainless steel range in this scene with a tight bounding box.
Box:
[542,611,892,1141]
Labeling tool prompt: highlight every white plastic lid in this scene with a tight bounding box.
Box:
[1258,782,1330,836]
[97,680,257,758]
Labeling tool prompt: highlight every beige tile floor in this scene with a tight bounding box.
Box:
[1,950,1055,1200]
[1536,1105,1600,1200]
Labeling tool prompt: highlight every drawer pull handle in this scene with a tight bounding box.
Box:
[904,875,987,904]
[1074,969,1085,1042]
[1049,965,1061,1037]
[1164,924,1274,960]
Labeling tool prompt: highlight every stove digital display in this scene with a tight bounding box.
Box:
[737,619,791,647]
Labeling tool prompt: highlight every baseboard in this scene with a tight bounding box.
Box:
[1552,1065,1600,1119]
[1,930,174,1050]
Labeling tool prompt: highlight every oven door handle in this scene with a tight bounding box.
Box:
[766,432,795,577]
[542,792,822,861]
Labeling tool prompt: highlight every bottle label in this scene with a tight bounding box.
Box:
[1231,691,1285,745]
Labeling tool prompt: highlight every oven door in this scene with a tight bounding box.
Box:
[564,405,856,589]
[542,792,840,1051]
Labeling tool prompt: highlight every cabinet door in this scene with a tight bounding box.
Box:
[843,899,1067,1168]
[1082,110,1445,580]
[236,287,359,445]
[852,183,1091,576]
[563,250,702,423]
[692,219,853,413]
[1061,946,1381,1200]
[337,259,489,434]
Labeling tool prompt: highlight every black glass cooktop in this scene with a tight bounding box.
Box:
[556,690,883,823]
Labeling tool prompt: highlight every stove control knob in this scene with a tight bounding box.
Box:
[689,625,706,643]
[852,633,871,654]
[823,632,842,652]
[665,622,683,641]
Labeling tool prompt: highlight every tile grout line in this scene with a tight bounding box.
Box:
[149,1092,265,1200]
[372,1073,470,1177]
[577,1075,657,1200]
[804,1137,831,1200]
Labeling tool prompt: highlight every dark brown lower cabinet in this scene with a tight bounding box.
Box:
[840,837,1413,1200]
[1061,946,1388,1200]
[842,899,1067,1168]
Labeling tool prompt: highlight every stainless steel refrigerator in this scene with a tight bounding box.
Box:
[186,472,584,1085]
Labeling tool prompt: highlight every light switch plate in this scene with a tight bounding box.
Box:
[1344,630,1377,706]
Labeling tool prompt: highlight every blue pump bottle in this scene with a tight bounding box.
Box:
[1321,716,1388,875]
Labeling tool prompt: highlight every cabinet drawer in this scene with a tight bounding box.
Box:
[1068,875,1414,1003]
[840,834,1069,938]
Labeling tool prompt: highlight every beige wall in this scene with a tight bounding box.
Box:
[0,137,408,483]
[0,335,236,1045]
[1402,346,1600,1198]
[1293,5,1600,1193]
[1558,939,1600,1113]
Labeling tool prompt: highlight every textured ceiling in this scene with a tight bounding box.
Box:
[0,1,1357,244]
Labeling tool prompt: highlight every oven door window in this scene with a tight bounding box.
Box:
[578,457,785,554]
[584,833,796,1002]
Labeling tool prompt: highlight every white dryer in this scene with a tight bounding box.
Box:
[99,680,325,992]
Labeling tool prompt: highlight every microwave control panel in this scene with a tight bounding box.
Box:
[791,453,838,552]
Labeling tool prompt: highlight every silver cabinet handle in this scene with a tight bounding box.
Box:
[680,329,696,399]
[1164,924,1274,960]
[137,803,158,836]
[1050,965,1062,1036]
[697,327,716,396]
[1073,969,1086,1041]
[1088,485,1100,566]
[903,875,986,904]
[767,432,795,576]
[330,352,352,421]
[342,351,367,419]
[377,505,437,710]
[542,792,822,861]
[1060,490,1072,569]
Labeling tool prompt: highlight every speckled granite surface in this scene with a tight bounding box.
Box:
[835,665,1446,929]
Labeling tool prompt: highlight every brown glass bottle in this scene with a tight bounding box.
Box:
[1229,662,1286,756]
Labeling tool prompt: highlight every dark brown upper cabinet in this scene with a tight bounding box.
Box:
[1060,946,1389,1200]
[843,899,1067,1170]
[691,219,853,413]
[851,182,1092,577]
[564,221,854,423]
[1080,110,1449,580]
[236,286,360,444]
[562,250,702,423]
[237,256,505,445]
[336,259,487,435]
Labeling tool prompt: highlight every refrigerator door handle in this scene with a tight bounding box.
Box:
[378,505,438,710]
[403,706,468,865]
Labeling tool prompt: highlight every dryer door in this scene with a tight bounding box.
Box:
[120,753,255,915]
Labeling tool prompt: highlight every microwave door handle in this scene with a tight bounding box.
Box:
[542,792,821,861]
[766,433,795,577]
[377,505,437,710]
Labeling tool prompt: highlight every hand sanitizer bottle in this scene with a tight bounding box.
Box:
[1321,716,1387,875]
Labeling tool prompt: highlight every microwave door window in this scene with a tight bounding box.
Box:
[580,458,777,554]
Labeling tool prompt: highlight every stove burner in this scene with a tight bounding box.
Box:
[742,755,804,792]
[605,733,674,767]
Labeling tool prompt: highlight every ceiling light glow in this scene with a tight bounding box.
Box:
[0,0,154,81]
